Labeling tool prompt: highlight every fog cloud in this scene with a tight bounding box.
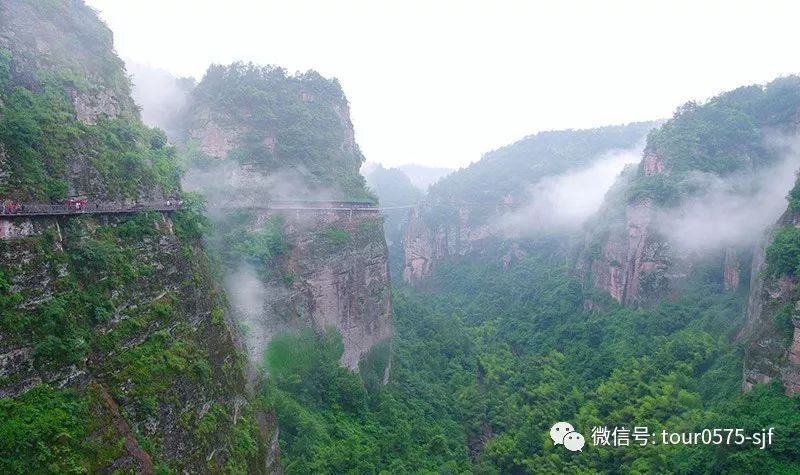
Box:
[657,138,800,252]
[127,62,193,136]
[183,161,336,214]
[494,145,644,235]
[224,265,289,369]
[184,160,333,369]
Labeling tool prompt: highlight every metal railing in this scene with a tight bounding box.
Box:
[0,202,181,217]
[0,200,384,218]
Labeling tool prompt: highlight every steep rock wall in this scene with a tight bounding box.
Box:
[181,63,393,377]
[742,211,800,395]
[398,123,657,286]
[0,1,276,471]
[229,210,393,371]
[401,203,515,284]
[0,214,275,472]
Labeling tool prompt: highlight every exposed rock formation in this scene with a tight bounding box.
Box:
[181,63,393,377]
[0,214,274,471]
[583,193,691,306]
[0,1,275,471]
[193,110,240,159]
[724,247,741,291]
[642,150,667,176]
[742,211,800,395]
[70,88,125,123]
[399,123,656,286]
[402,203,510,284]
[230,209,393,371]
[0,0,135,118]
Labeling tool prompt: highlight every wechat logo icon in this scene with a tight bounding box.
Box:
[550,422,585,452]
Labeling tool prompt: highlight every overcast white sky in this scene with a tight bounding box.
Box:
[86,0,800,169]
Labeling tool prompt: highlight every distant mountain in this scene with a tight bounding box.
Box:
[397,164,454,190]
[401,122,658,283]
[363,164,423,274]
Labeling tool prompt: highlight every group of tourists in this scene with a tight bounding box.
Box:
[1,201,23,214]
[1,198,182,216]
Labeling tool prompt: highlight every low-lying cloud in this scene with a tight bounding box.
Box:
[183,161,336,214]
[494,145,644,235]
[127,62,192,136]
[657,139,800,252]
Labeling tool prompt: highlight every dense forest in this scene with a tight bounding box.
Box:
[427,122,657,205]
[3,1,800,473]
[267,80,800,473]
[181,62,373,200]
[265,244,800,473]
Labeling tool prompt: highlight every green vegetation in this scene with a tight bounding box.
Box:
[427,122,657,205]
[185,62,373,199]
[0,48,181,201]
[264,240,799,473]
[628,76,800,205]
[765,226,800,277]
[0,1,267,471]
[0,385,89,473]
[263,327,468,474]
[319,227,350,247]
[172,192,212,241]
[0,215,166,370]
[0,211,263,471]
[788,178,800,211]
[206,211,288,280]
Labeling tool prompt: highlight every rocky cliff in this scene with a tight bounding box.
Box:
[581,80,800,307]
[579,159,690,307]
[401,123,656,284]
[180,63,393,377]
[402,202,513,283]
[742,201,800,395]
[183,63,367,198]
[0,1,274,472]
[227,209,392,372]
[0,0,178,204]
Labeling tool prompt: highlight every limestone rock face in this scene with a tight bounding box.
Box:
[0,215,274,471]
[742,211,800,395]
[229,209,393,372]
[401,203,515,284]
[583,198,684,306]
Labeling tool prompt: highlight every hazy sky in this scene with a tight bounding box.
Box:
[86,0,800,169]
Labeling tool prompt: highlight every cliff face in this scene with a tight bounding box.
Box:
[0,214,274,472]
[581,157,690,307]
[183,63,367,198]
[401,123,657,284]
[581,81,800,307]
[181,63,393,377]
[742,208,800,395]
[0,1,273,472]
[0,0,176,204]
[402,202,513,284]
[229,209,393,372]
